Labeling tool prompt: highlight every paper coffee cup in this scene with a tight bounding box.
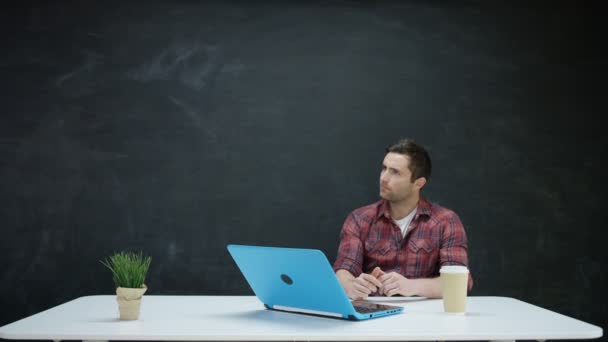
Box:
[440,265,469,314]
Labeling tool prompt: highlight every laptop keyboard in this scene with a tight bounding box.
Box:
[352,300,398,314]
[354,305,382,313]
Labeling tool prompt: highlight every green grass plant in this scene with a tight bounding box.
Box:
[101,251,151,288]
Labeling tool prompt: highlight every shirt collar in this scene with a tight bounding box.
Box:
[377,197,432,221]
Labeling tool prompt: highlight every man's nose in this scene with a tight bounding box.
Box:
[380,172,388,183]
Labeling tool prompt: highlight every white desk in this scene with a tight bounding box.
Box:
[0,295,602,341]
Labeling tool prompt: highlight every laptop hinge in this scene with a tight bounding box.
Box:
[271,305,342,318]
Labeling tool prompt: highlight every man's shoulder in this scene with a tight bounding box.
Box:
[350,200,384,220]
[424,199,460,220]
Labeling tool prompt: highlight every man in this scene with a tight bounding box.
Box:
[333,139,472,299]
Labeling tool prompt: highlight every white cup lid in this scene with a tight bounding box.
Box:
[440,265,469,273]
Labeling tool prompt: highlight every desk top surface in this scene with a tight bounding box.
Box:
[0,295,603,341]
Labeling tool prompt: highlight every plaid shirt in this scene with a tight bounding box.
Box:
[333,198,473,291]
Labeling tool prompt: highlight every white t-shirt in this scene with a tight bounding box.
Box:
[394,207,417,237]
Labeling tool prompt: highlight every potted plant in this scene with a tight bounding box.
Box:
[101,251,152,320]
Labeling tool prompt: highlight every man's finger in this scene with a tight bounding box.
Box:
[356,278,377,293]
[379,275,398,286]
[349,292,363,300]
[349,291,364,300]
[360,273,383,288]
[351,287,369,299]
[371,267,385,278]
[378,273,397,283]
[353,281,373,294]
[348,284,368,299]
[386,288,399,297]
[383,282,397,293]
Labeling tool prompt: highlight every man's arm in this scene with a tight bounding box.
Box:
[333,213,385,299]
[336,269,355,285]
[439,211,473,291]
[377,273,442,298]
[408,277,442,298]
[377,210,472,298]
[336,269,383,300]
[333,213,364,277]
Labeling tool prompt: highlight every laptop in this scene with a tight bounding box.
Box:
[226,244,404,321]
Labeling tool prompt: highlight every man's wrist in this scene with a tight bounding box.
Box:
[407,277,442,298]
[408,278,422,296]
[336,269,355,287]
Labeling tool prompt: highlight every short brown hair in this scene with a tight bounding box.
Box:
[385,139,432,182]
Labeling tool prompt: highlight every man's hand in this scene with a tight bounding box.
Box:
[371,266,385,279]
[378,272,418,297]
[344,273,384,300]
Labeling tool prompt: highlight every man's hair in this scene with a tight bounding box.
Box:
[385,139,432,182]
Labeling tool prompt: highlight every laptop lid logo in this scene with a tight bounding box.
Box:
[280,274,293,285]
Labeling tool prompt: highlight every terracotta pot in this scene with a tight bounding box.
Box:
[116,285,147,320]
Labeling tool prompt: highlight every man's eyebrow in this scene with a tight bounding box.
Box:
[382,164,400,173]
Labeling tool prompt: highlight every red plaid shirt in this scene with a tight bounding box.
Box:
[333,198,473,291]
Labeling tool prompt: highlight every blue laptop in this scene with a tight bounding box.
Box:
[227,244,404,321]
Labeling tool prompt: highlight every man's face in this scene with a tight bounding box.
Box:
[379,152,418,202]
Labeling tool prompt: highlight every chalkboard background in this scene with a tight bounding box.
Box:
[1,1,605,340]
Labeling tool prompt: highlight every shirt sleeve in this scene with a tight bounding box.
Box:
[332,212,364,276]
[439,211,474,291]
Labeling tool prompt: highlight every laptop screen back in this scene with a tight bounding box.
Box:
[227,244,354,316]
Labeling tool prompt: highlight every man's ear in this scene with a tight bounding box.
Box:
[414,177,427,189]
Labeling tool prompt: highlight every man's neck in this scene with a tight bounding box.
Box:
[389,195,419,220]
